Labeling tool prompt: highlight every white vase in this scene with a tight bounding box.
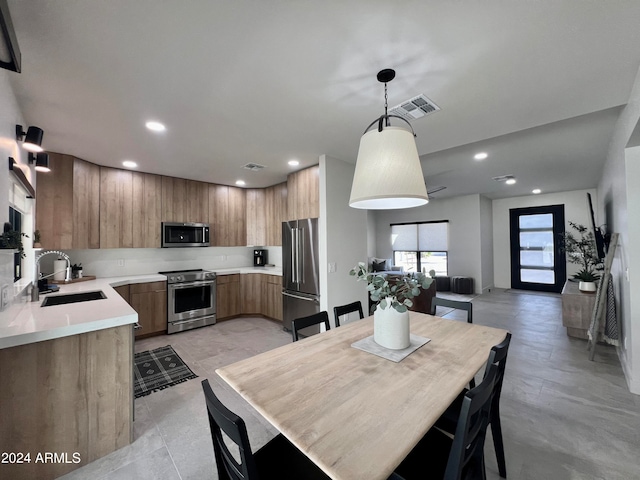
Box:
[579,281,596,293]
[373,299,411,350]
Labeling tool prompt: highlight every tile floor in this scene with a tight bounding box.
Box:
[60,289,640,480]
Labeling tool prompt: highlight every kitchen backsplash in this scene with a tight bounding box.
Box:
[36,246,283,278]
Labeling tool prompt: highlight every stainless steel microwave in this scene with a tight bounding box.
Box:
[161,222,210,248]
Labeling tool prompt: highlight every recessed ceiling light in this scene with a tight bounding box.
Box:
[288,160,299,166]
[235,180,246,186]
[474,152,488,160]
[145,121,166,132]
[122,160,137,168]
[532,188,541,194]
[505,178,517,185]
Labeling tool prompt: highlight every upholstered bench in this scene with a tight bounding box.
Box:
[450,276,474,294]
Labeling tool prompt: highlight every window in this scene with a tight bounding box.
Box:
[391,221,449,275]
[9,206,23,282]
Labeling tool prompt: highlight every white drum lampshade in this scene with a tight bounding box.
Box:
[349,126,429,209]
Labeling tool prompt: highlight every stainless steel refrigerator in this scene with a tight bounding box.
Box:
[282,217,320,332]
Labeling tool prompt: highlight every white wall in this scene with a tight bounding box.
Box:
[492,189,597,289]
[319,155,368,327]
[0,68,35,312]
[479,195,494,292]
[372,194,484,293]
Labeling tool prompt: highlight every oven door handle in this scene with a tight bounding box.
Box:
[170,280,215,289]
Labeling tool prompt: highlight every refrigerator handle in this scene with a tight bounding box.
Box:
[297,226,304,285]
[282,291,319,303]
[291,227,297,284]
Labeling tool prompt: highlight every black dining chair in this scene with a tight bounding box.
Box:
[333,301,364,327]
[434,332,512,478]
[291,311,331,342]
[201,379,330,480]
[430,297,473,324]
[391,362,500,480]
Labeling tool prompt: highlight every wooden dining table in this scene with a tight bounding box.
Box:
[216,311,508,480]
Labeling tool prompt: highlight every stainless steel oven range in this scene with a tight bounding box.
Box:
[160,269,217,334]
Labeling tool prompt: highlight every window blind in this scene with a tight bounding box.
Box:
[391,222,448,251]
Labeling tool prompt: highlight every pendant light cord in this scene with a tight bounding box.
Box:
[384,82,390,127]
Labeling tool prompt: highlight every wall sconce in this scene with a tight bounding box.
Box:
[28,152,50,172]
[15,125,44,152]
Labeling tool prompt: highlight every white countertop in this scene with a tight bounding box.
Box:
[214,266,282,276]
[0,268,282,350]
[0,274,165,350]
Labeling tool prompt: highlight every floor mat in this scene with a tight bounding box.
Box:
[134,345,198,398]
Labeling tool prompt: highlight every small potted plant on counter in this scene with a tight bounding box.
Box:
[561,221,600,293]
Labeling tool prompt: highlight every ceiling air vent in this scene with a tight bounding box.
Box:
[492,175,515,182]
[242,163,266,172]
[389,94,441,121]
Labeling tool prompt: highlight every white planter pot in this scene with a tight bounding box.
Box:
[579,281,597,293]
[373,299,411,350]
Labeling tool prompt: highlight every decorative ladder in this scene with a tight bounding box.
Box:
[587,233,619,360]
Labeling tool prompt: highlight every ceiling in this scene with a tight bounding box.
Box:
[6,1,640,199]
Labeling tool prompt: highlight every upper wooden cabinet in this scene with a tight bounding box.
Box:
[208,184,246,246]
[264,182,287,246]
[162,177,209,223]
[132,172,163,248]
[246,189,266,246]
[100,167,133,249]
[287,165,319,221]
[36,153,100,250]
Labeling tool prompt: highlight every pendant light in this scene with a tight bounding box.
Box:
[349,69,429,210]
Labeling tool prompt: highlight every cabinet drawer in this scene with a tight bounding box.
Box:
[264,274,282,286]
[217,274,240,285]
[130,281,167,294]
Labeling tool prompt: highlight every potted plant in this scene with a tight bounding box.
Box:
[350,262,434,349]
[0,222,28,258]
[561,222,600,293]
[33,229,42,248]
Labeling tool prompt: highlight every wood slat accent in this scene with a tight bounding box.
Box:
[72,158,100,249]
[99,168,133,248]
[217,313,508,480]
[246,188,266,246]
[36,153,74,249]
[0,325,133,480]
[132,172,163,248]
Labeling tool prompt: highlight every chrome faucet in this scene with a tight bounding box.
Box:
[32,251,72,301]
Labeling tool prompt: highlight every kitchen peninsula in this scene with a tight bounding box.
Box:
[0,275,163,480]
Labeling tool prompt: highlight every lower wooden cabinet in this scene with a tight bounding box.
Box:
[217,274,241,320]
[241,274,263,314]
[218,273,282,321]
[262,275,283,321]
[128,281,167,338]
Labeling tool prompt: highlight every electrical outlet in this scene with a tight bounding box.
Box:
[0,284,9,312]
[117,259,125,267]
[328,262,336,273]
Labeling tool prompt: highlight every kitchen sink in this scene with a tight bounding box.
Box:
[41,290,107,307]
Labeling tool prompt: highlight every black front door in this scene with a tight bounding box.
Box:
[510,205,566,293]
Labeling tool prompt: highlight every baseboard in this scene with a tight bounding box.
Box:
[617,346,640,395]
[481,284,494,294]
